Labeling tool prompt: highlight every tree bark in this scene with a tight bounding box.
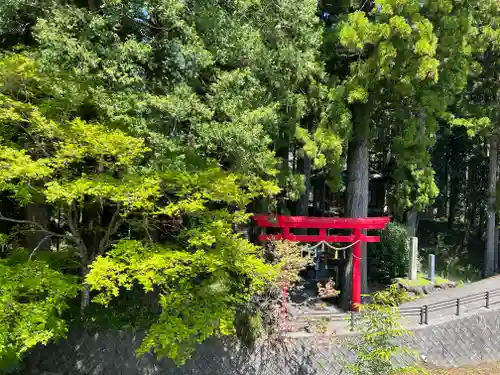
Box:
[25,203,51,252]
[297,154,312,217]
[485,134,498,277]
[342,108,370,309]
[433,127,449,218]
[478,205,486,238]
[448,183,458,227]
[277,140,291,215]
[81,264,91,309]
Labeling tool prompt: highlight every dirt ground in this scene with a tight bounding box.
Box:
[426,362,500,374]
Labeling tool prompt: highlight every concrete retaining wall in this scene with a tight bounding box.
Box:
[20,308,500,375]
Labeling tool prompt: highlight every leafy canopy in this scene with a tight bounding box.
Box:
[0,50,280,365]
[0,255,79,369]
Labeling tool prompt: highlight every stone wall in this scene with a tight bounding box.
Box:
[20,308,500,375]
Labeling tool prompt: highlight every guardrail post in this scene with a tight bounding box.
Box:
[424,305,428,325]
[419,306,424,325]
[350,312,354,332]
[486,291,490,309]
[456,298,460,316]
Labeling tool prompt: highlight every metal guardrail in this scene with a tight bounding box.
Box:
[294,287,500,331]
[414,287,500,325]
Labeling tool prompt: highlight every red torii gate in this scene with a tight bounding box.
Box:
[253,215,390,310]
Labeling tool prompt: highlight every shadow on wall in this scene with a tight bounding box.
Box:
[20,330,342,375]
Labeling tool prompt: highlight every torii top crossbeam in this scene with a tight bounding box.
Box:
[253,215,391,310]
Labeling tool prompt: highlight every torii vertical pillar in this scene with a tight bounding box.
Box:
[351,228,362,309]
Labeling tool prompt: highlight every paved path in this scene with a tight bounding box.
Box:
[402,275,500,308]
[399,275,500,328]
[288,276,500,337]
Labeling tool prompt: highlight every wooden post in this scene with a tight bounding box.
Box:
[352,228,362,310]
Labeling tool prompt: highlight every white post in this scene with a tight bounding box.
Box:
[409,237,418,281]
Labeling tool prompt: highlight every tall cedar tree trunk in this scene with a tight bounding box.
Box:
[277,140,290,215]
[407,112,429,237]
[342,108,369,309]
[448,180,458,226]
[433,128,449,218]
[478,139,489,238]
[448,135,458,226]
[297,115,313,219]
[478,204,486,238]
[448,127,468,227]
[485,134,498,276]
[463,162,472,248]
[441,157,449,218]
[298,154,312,217]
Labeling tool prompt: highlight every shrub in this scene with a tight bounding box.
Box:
[368,222,409,285]
[347,304,428,375]
[236,240,313,346]
[372,284,416,307]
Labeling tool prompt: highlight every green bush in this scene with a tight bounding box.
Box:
[372,284,416,306]
[368,222,409,285]
[0,252,79,370]
[347,304,428,375]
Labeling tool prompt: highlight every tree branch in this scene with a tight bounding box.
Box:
[29,234,53,260]
[66,205,88,257]
[17,124,51,158]
[0,214,67,238]
[97,204,123,255]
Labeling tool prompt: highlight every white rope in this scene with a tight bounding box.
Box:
[321,240,361,251]
[302,240,361,252]
[301,240,363,262]
[303,241,326,251]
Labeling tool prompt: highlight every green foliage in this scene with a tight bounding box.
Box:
[347,304,428,375]
[0,46,282,365]
[28,0,328,178]
[417,220,484,283]
[266,240,314,286]
[87,238,277,364]
[0,96,156,209]
[451,0,500,135]
[0,254,79,369]
[420,234,482,283]
[1,0,500,369]
[368,223,409,285]
[234,240,314,346]
[0,97,279,362]
[372,284,416,307]
[326,0,488,214]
